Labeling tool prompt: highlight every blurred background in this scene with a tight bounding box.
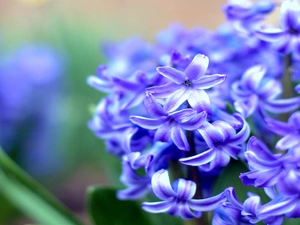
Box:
[0,0,227,224]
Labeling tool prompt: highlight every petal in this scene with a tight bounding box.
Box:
[187,89,212,114]
[169,108,196,122]
[257,79,282,100]
[265,117,291,136]
[174,179,196,200]
[87,75,111,92]
[280,0,300,30]
[171,126,190,151]
[184,54,209,80]
[151,170,176,200]
[189,191,227,211]
[212,121,235,141]
[180,111,207,130]
[180,148,217,166]
[288,111,300,127]
[193,74,226,89]
[157,66,185,84]
[229,114,250,144]
[262,97,300,113]
[222,144,241,159]
[112,76,140,91]
[164,88,190,112]
[259,197,297,219]
[198,121,224,147]
[209,150,231,169]
[154,122,172,142]
[242,196,260,216]
[144,93,168,118]
[180,204,201,219]
[130,116,167,129]
[275,132,299,150]
[240,65,266,91]
[295,84,300,93]
[146,82,180,98]
[142,199,173,213]
[255,28,286,42]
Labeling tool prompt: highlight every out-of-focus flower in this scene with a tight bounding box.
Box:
[0,44,64,176]
[256,0,300,57]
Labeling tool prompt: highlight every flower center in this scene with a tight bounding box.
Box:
[290,28,299,35]
[183,79,192,87]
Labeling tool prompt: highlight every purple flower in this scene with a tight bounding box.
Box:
[240,137,300,196]
[231,65,300,117]
[146,54,226,113]
[142,169,230,219]
[255,0,300,56]
[130,93,207,150]
[215,186,298,224]
[117,161,151,200]
[180,114,249,171]
[265,111,300,150]
[223,0,275,21]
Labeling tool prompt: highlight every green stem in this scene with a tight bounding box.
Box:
[185,103,208,225]
[282,53,294,99]
[0,148,84,225]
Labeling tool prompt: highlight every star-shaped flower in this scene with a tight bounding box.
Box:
[146,54,226,113]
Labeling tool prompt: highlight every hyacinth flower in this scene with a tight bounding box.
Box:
[223,0,275,21]
[180,114,249,171]
[146,54,226,113]
[223,0,276,36]
[130,93,207,151]
[117,160,151,200]
[142,169,232,219]
[255,0,300,56]
[240,137,300,197]
[214,189,298,224]
[265,111,300,151]
[231,65,300,117]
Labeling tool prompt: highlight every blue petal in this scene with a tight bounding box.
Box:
[144,93,168,118]
[157,66,185,84]
[280,0,300,30]
[189,190,227,211]
[180,148,216,166]
[263,97,300,113]
[184,54,209,80]
[154,122,172,142]
[240,65,266,91]
[193,74,226,89]
[188,89,212,114]
[171,126,189,151]
[255,28,286,42]
[142,199,173,213]
[146,82,180,98]
[174,179,196,200]
[151,170,176,200]
[130,116,167,129]
[164,87,190,112]
[180,111,207,130]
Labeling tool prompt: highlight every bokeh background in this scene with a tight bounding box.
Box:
[0,0,245,224]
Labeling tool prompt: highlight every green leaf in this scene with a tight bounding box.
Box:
[87,186,153,225]
[0,148,83,225]
[284,218,300,225]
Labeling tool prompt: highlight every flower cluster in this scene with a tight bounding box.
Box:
[88,0,300,224]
